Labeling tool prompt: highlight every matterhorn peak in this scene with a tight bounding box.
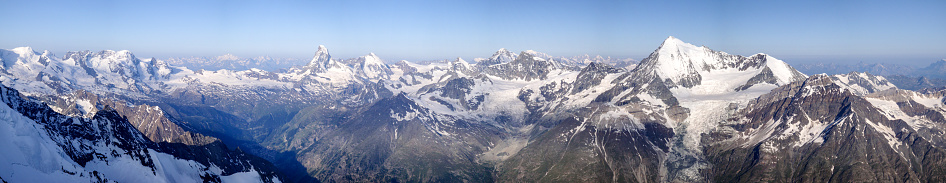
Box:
[314,45,331,59]
[307,45,332,68]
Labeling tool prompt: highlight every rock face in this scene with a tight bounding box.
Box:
[477,48,517,67]
[2,37,945,183]
[705,74,946,182]
[482,50,561,81]
[0,85,282,183]
[36,89,217,146]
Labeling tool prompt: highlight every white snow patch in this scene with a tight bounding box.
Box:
[866,97,932,130]
[75,99,95,115]
[390,106,424,122]
[220,169,266,183]
[913,94,944,109]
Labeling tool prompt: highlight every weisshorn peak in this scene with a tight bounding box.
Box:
[637,36,806,89]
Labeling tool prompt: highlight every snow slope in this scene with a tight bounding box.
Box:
[0,85,278,183]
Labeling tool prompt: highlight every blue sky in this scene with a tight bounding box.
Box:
[1,0,944,65]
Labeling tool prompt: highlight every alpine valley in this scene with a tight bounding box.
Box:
[1,37,944,182]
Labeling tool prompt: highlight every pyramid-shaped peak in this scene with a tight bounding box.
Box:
[314,45,330,56]
[662,36,680,45]
[307,45,332,68]
[489,48,515,58]
[658,36,699,50]
[362,52,384,65]
[635,36,806,89]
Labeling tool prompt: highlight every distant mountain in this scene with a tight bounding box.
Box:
[165,54,306,72]
[795,60,946,90]
[474,48,517,66]
[886,75,946,91]
[794,62,916,76]
[917,59,946,79]
[473,48,636,69]
[556,54,637,68]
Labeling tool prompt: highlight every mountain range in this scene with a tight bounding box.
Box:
[0,36,944,182]
[163,54,307,72]
[795,60,946,91]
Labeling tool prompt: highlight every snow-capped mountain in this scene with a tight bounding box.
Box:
[1,36,944,182]
[341,52,392,81]
[475,48,517,66]
[479,50,565,81]
[634,36,806,89]
[301,45,338,73]
[0,48,173,96]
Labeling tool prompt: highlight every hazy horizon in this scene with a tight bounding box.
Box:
[1,0,944,65]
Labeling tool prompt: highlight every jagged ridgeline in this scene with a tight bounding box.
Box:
[0,37,944,182]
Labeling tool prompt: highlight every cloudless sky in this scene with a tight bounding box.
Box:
[1,0,944,65]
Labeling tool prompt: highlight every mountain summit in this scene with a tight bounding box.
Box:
[478,48,517,66]
[635,36,806,90]
[306,45,332,69]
